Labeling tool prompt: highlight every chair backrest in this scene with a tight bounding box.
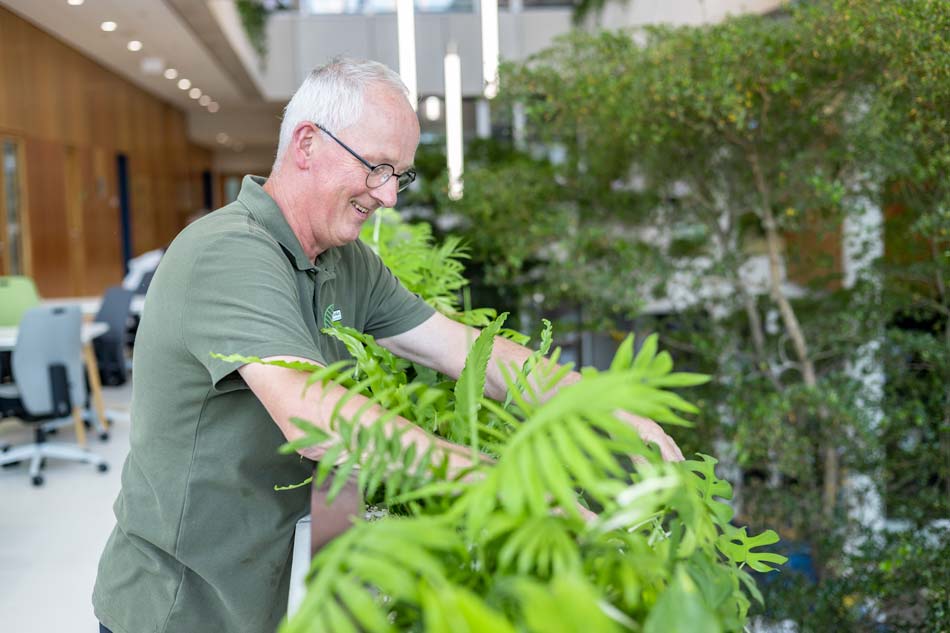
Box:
[135,270,155,295]
[11,306,85,416]
[0,276,40,326]
[95,285,134,343]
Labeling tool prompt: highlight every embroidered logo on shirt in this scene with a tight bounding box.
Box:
[323,304,343,328]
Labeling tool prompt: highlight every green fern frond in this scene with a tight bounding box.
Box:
[284,517,462,633]
[453,313,507,454]
[495,515,583,577]
[420,582,518,633]
[512,574,625,633]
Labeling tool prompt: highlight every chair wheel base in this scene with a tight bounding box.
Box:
[31,475,44,486]
[1,445,19,468]
[97,463,109,473]
[99,431,110,441]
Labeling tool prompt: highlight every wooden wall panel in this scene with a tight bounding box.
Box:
[0,6,213,297]
[0,16,8,128]
[23,140,70,297]
[82,147,122,295]
[63,52,91,148]
[0,10,30,133]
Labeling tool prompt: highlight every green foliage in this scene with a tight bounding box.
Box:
[759,526,950,632]
[261,321,783,632]
[880,324,950,524]
[415,1,948,629]
[434,156,571,284]
[359,208,506,330]
[235,0,272,60]
[216,195,786,629]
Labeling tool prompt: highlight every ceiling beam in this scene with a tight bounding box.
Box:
[163,0,262,100]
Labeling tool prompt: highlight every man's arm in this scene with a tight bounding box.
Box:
[377,312,684,462]
[238,356,478,471]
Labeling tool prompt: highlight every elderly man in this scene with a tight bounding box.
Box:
[92,57,682,633]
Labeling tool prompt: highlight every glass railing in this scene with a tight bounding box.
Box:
[300,0,570,15]
[302,0,473,14]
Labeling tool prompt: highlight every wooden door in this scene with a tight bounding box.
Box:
[0,136,29,277]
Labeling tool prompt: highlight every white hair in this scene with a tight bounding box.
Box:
[271,57,409,173]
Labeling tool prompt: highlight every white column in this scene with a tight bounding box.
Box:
[444,47,464,200]
[396,0,417,110]
[480,0,499,99]
[842,182,886,550]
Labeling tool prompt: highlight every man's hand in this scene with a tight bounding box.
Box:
[379,314,686,464]
[615,410,684,462]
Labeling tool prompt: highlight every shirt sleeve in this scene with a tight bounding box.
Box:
[180,226,325,390]
[355,240,436,340]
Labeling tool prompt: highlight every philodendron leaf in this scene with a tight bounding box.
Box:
[717,525,788,572]
[683,454,734,524]
[644,566,722,633]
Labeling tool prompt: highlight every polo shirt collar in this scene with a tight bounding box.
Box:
[238,175,341,272]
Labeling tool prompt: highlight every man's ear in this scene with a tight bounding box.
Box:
[291,122,316,169]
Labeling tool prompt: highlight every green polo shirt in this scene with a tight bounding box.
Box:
[93,176,434,633]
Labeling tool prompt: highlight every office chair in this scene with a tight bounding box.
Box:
[0,306,108,486]
[135,270,155,295]
[0,275,40,326]
[0,276,40,384]
[93,286,134,387]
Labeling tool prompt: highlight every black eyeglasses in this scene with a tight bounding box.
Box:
[314,123,416,193]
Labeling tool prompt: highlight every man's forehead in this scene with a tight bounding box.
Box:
[350,99,419,168]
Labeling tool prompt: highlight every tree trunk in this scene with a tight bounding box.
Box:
[749,151,836,518]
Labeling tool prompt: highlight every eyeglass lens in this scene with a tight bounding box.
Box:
[367,165,414,192]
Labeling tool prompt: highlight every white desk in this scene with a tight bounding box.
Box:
[0,321,111,445]
[41,295,145,317]
[0,321,109,350]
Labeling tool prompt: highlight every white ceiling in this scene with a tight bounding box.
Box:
[1,0,279,150]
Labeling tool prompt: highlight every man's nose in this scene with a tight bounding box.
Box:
[370,177,399,208]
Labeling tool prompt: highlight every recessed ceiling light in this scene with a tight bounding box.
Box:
[216,133,229,144]
[199,95,211,106]
[164,68,178,80]
[189,88,202,99]
[100,21,117,32]
[177,78,191,90]
[208,102,220,113]
[127,40,142,52]
[67,0,84,6]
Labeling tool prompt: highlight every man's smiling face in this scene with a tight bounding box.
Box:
[306,86,420,253]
